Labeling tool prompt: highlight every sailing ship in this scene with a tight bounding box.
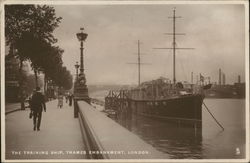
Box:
[105,8,211,128]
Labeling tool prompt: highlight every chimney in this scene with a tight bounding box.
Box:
[191,72,193,84]
[238,75,241,83]
[219,68,221,85]
[222,73,226,85]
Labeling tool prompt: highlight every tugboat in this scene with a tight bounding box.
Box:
[105,8,211,128]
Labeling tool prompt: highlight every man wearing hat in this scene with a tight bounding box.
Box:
[31,87,46,131]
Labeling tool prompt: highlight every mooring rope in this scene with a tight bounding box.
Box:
[203,102,224,131]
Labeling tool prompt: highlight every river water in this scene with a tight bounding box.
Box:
[90,90,246,159]
[115,99,246,159]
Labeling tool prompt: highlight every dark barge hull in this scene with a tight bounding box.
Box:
[128,95,203,128]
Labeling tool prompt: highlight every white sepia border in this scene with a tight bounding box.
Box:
[1,0,249,163]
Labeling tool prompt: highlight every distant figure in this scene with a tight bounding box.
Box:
[28,96,33,110]
[31,87,46,131]
[68,94,73,106]
[58,95,63,108]
[65,94,68,103]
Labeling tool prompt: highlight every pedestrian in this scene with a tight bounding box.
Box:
[29,89,36,109]
[69,94,73,106]
[28,96,32,109]
[57,94,63,108]
[65,94,68,103]
[28,96,33,119]
[31,87,46,131]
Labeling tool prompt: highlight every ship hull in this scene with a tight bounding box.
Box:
[128,95,203,128]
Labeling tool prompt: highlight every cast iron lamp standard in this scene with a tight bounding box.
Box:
[74,61,80,80]
[73,62,79,99]
[74,27,90,118]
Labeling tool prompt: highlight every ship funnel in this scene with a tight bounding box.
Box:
[238,75,241,83]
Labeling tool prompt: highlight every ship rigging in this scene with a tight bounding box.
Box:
[105,8,209,128]
[154,7,194,85]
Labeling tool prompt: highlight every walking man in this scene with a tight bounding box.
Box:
[69,94,73,106]
[31,87,46,131]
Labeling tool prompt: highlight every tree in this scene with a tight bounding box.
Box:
[54,66,73,90]
[40,46,64,92]
[14,32,48,86]
[5,5,62,109]
[5,5,61,45]
[61,68,73,90]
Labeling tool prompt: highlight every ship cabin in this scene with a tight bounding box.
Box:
[128,77,200,101]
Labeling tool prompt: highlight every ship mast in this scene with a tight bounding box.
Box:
[138,40,141,86]
[154,8,194,85]
[128,40,150,86]
[173,8,176,84]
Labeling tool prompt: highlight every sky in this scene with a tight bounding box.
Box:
[52,3,246,85]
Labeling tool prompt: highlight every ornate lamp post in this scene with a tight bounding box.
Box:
[73,62,80,101]
[77,27,88,75]
[74,27,90,109]
[74,61,80,80]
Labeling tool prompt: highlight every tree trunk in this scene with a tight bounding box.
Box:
[44,74,47,93]
[18,59,25,110]
[34,69,38,87]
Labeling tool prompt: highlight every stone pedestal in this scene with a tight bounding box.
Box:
[73,73,90,118]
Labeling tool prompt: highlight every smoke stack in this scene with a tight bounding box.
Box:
[219,68,221,85]
[222,73,226,85]
[191,72,193,84]
[238,75,241,83]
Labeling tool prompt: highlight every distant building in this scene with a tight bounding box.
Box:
[5,53,29,102]
[222,73,226,85]
[234,82,245,98]
[204,74,245,99]
[5,54,20,102]
[219,68,221,85]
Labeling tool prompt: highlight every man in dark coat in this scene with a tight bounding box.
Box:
[31,87,46,131]
[69,94,73,106]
